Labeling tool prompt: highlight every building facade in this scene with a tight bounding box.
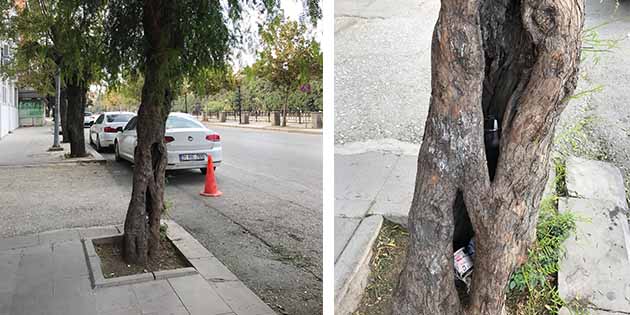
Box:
[0,41,18,139]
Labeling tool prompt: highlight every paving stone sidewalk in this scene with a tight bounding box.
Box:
[335,143,419,261]
[334,141,418,314]
[0,125,103,167]
[0,225,275,315]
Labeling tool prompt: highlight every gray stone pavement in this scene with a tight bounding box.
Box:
[334,0,438,144]
[0,226,275,315]
[0,125,103,167]
[333,142,418,314]
[559,157,630,314]
[334,140,419,264]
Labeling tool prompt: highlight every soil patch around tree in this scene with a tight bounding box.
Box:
[353,214,569,314]
[95,237,191,279]
[353,220,409,315]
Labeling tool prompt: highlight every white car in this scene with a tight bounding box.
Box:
[114,112,222,174]
[89,111,135,151]
[84,112,95,128]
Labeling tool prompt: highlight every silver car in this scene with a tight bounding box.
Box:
[114,112,222,174]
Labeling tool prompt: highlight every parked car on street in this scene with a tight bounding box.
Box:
[84,112,96,128]
[89,111,135,151]
[114,112,222,174]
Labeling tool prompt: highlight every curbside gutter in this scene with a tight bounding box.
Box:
[334,215,383,315]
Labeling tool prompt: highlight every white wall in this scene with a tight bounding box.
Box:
[0,40,18,139]
[0,79,18,139]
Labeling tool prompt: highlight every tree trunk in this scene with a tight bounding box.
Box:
[282,91,288,127]
[123,0,175,265]
[45,95,53,118]
[60,88,70,143]
[65,79,87,157]
[393,0,583,313]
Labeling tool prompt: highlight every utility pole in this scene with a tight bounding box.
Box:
[49,69,62,151]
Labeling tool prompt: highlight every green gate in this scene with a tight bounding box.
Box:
[18,99,44,127]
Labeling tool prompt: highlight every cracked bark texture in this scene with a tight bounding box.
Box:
[65,75,88,157]
[123,0,175,265]
[392,0,583,313]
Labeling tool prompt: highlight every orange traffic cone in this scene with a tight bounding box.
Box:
[200,155,222,197]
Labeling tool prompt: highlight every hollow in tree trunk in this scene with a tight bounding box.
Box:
[392,0,583,314]
[65,77,87,157]
[122,0,175,265]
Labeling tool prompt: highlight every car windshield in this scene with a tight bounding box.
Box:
[106,114,134,123]
[166,116,204,129]
[84,112,92,116]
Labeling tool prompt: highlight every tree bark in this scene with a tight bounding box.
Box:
[59,88,69,143]
[282,90,288,127]
[123,0,175,265]
[393,0,583,313]
[65,78,87,157]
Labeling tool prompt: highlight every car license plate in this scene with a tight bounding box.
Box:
[179,154,206,162]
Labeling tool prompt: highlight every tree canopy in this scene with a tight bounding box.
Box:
[255,14,322,94]
[0,0,105,95]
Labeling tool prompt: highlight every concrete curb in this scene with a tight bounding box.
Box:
[558,156,630,314]
[1,222,276,314]
[565,156,630,261]
[82,220,258,291]
[334,214,383,315]
[83,233,195,289]
[85,144,107,163]
[204,122,322,135]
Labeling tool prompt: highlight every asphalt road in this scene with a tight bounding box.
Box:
[334,0,630,149]
[0,126,322,315]
[560,0,630,191]
[334,0,439,144]
[104,126,323,315]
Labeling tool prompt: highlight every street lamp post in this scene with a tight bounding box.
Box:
[49,69,63,151]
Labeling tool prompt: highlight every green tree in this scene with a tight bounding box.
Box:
[105,0,320,264]
[100,76,143,112]
[1,0,106,157]
[255,14,322,126]
[190,66,235,97]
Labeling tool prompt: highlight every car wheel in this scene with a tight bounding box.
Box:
[200,168,207,175]
[114,141,122,162]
